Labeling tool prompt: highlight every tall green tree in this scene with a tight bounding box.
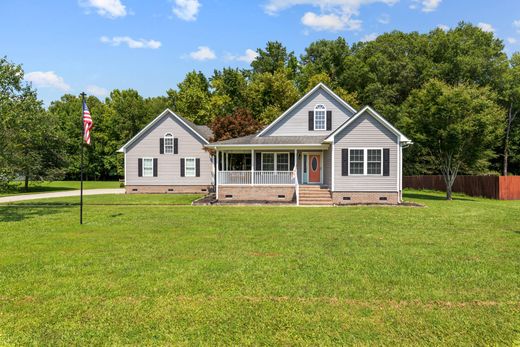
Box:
[500,53,520,175]
[251,41,298,77]
[401,80,504,199]
[168,71,212,124]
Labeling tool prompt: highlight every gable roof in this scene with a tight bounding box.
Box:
[324,106,412,144]
[118,109,211,152]
[256,82,357,137]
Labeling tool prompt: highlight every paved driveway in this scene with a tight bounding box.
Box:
[0,189,125,203]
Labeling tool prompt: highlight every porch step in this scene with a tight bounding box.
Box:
[298,185,332,205]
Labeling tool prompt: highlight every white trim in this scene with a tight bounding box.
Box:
[348,148,383,176]
[324,106,411,144]
[216,150,219,198]
[124,151,127,186]
[184,157,196,177]
[314,104,326,130]
[206,144,329,150]
[256,83,357,137]
[118,108,209,152]
[302,151,323,185]
[142,157,154,177]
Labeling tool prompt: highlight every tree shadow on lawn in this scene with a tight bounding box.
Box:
[0,206,65,223]
[403,192,476,202]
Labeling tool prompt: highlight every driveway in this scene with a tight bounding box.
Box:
[0,189,125,204]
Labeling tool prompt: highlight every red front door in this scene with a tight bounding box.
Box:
[308,154,321,183]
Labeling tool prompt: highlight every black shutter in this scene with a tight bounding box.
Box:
[308,111,314,131]
[196,158,200,177]
[290,152,295,170]
[174,138,178,154]
[138,158,143,177]
[153,158,158,177]
[341,149,349,176]
[159,138,164,154]
[256,152,262,171]
[383,149,390,176]
[326,110,332,131]
[180,158,185,177]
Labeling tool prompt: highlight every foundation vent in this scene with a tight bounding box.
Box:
[379,197,388,201]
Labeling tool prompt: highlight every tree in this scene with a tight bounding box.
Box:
[501,53,520,175]
[400,80,504,199]
[209,68,248,116]
[209,108,262,142]
[168,71,212,124]
[251,41,298,77]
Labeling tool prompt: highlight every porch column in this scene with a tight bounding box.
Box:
[251,149,254,185]
[216,150,219,199]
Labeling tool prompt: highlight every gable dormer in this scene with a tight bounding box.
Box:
[258,83,357,137]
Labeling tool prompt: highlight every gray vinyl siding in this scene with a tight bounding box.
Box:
[323,147,332,186]
[262,88,355,137]
[333,112,399,192]
[125,114,212,186]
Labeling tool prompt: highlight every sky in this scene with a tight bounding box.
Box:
[1,0,520,106]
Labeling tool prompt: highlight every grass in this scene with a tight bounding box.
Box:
[0,181,120,197]
[0,190,519,345]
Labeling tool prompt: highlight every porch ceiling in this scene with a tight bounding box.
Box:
[206,135,329,150]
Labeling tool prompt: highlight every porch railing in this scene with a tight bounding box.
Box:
[218,171,294,185]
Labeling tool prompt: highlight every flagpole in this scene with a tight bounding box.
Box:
[80,92,86,225]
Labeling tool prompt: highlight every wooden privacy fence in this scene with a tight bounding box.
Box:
[404,175,520,200]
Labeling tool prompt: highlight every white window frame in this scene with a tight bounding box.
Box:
[261,152,290,172]
[314,104,326,130]
[164,133,174,154]
[142,157,154,177]
[367,149,383,175]
[348,148,383,176]
[184,157,196,177]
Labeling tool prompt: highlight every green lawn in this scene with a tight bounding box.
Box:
[0,191,519,345]
[0,181,120,197]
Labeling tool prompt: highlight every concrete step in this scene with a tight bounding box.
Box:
[300,201,333,205]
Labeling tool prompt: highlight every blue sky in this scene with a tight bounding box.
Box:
[1,0,520,105]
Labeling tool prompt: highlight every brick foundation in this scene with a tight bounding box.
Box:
[218,186,295,202]
[332,191,399,205]
[125,185,211,194]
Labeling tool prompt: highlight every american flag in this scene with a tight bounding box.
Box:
[83,99,93,145]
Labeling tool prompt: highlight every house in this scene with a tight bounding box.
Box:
[206,83,411,205]
[118,109,214,194]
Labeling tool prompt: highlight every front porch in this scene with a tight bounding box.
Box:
[215,148,332,204]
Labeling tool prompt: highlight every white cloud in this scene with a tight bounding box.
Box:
[437,24,449,31]
[513,20,520,33]
[507,37,517,44]
[264,0,397,32]
[378,13,390,24]
[189,46,216,61]
[86,85,109,97]
[361,32,379,42]
[225,49,259,63]
[410,0,441,12]
[80,0,127,18]
[25,71,71,92]
[100,36,161,49]
[477,22,495,33]
[172,0,200,21]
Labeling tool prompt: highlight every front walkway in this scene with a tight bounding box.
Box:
[0,189,125,203]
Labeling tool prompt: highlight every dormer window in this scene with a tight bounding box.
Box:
[164,133,174,154]
[314,104,326,130]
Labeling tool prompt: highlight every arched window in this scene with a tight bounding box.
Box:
[164,133,174,154]
[314,104,326,130]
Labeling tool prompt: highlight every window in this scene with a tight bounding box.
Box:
[185,157,196,177]
[349,149,364,175]
[276,153,289,171]
[261,153,290,171]
[262,153,275,171]
[164,133,173,154]
[349,149,383,176]
[143,158,153,177]
[314,104,326,130]
[367,149,382,175]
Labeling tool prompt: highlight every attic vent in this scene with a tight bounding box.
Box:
[379,197,388,201]
[343,196,351,201]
